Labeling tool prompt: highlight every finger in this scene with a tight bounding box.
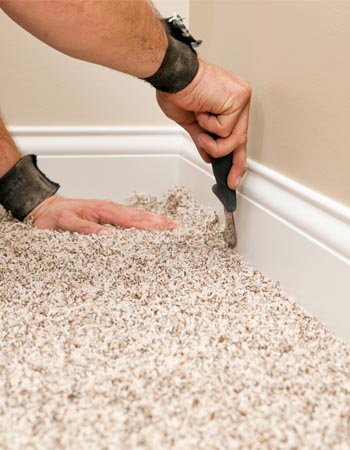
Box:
[96,202,178,232]
[64,217,113,235]
[131,213,178,232]
[196,111,242,139]
[125,210,178,231]
[227,143,247,190]
[181,122,212,163]
[197,103,250,158]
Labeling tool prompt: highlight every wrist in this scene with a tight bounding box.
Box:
[0,155,60,221]
[167,57,206,99]
[28,194,61,221]
[142,15,202,93]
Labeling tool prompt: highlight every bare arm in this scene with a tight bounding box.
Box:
[0,0,167,78]
[0,1,178,233]
[0,0,251,188]
[0,118,21,178]
[0,0,251,234]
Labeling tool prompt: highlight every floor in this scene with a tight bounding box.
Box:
[0,188,349,449]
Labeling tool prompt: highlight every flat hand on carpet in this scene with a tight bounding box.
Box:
[27,195,178,235]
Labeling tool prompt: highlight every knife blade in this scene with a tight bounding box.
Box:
[210,134,237,248]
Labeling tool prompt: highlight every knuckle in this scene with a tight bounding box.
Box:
[209,147,222,158]
[238,86,250,102]
[56,211,71,227]
[243,82,252,99]
[243,78,252,90]
[239,165,248,177]
[220,126,231,138]
[95,199,113,212]
[237,162,248,178]
[237,133,247,145]
[236,80,252,101]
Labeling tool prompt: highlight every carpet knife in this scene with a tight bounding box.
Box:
[210,133,237,248]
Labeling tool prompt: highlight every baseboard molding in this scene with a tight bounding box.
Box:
[10,126,350,341]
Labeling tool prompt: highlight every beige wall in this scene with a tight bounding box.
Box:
[0,0,188,127]
[191,0,350,205]
[1,0,349,204]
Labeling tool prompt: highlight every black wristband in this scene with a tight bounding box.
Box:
[0,154,60,221]
[142,15,202,93]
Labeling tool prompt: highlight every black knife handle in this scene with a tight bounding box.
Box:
[209,133,237,213]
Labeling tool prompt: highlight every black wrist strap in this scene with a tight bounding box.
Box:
[0,154,60,221]
[142,15,202,93]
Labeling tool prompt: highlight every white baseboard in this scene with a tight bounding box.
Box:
[10,126,350,342]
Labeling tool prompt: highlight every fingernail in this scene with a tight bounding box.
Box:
[235,176,242,188]
[98,229,113,236]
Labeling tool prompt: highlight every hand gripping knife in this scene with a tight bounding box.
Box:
[210,135,237,248]
[161,17,237,246]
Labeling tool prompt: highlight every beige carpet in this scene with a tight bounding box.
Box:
[0,188,349,450]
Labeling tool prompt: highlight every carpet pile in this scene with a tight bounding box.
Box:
[0,188,349,449]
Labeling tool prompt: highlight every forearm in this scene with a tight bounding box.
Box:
[0,0,168,78]
[0,118,21,178]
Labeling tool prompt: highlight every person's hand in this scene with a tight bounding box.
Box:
[156,59,251,189]
[27,195,177,235]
